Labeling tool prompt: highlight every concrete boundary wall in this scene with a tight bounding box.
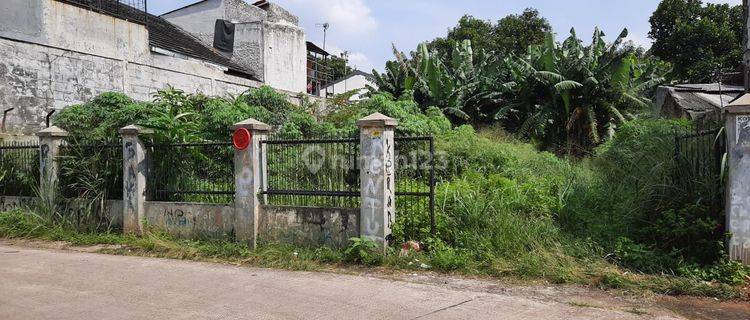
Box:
[0,195,357,247]
[143,202,359,247]
[1,114,399,250]
[259,205,359,248]
[144,201,235,239]
[0,36,260,135]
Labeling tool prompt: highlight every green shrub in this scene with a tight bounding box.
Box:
[343,237,383,265]
[325,93,452,137]
[679,259,750,286]
[54,92,154,144]
[427,241,470,271]
[562,118,730,274]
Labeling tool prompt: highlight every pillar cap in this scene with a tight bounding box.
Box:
[725,93,750,114]
[231,118,271,132]
[357,112,398,127]
[119,125,154,135]
[36,126,69,137]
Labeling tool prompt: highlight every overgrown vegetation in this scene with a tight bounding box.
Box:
[373,27,667,155]
[2,1,747,300]
[0,87,732,298]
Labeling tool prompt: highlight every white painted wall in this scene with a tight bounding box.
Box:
[262,22,306,93]
[320,73,376,101]
[161,0,225,45]
[0,0,150,62]
[162,0,307,93]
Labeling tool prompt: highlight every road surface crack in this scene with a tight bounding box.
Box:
[411,297,476,319]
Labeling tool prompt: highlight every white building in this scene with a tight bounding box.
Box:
[0,0,318,135]
[319,70,377,101]
[161,0,307,93]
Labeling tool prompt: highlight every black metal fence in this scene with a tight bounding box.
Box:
[394,136,436,237]
[59,143,123,200]
[261,136,360,207]
[674,128,726,215]
[260,134,436,237]
[55,0,148,23]
[0,140,39,197]
[146,142,234,204]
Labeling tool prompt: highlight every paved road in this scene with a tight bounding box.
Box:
[0,243,680,320]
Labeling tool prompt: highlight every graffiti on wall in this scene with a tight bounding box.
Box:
[361,127,394,244]
[0,196,36,212]
[158,205,226,238]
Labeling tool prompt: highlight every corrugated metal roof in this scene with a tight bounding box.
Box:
[660,83,743,113]
[306,41,329,56]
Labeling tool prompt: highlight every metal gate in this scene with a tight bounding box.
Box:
[259,134,436,235]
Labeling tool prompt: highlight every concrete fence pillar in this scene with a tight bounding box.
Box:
[231,118,271,249]
[357,113,398,251]
[120,125,152,235]
[36,126,68,202]
[724,94,750,264]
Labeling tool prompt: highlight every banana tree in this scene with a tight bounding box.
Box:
[392,40,509,124]
[495,28,667,154]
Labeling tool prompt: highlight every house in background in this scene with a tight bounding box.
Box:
[0,0,320,136]
[306,41,335,97]
[319,70,377,101]
[161,0,306,93]
[655,83,744,127]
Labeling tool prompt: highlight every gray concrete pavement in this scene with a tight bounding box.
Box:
[0,243,681,320]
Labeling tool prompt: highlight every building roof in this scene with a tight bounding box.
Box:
[61,0,256,79]
[658,83,744,117]
[306,41,329,56]
[322,70,374,90]
[252,0,270,8]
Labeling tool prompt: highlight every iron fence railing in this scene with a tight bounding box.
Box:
[674,128,726,217]
[0,140,40,197]
[59,143,123,200]
[394,136,436,237]
[261,136,360,208]
[307,56,336,97]
[146,142,234,204]
[55,0,148,23]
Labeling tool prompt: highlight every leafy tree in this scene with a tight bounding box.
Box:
[326,55,353,80]
[429,9,552,59]
[649,0,743,83]
[494,8,554,56]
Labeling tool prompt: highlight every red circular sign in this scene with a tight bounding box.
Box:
[232,128,252,150]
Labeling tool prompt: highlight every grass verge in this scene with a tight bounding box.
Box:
[1,209,746,301]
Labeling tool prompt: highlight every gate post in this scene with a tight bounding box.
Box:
[120,125,152,235]
[724,94,750,264]
[36,126,68,203]
[357,113,398,251]
[231,118,271,249]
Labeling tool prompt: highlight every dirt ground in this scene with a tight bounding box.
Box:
[1,239,748,320]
